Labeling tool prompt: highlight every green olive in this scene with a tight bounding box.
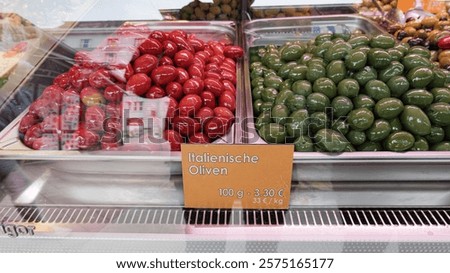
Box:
[312,77,337,99]
[366,119,392,142]
[348,108,375,131]
[411,136,429,151]
[294,135,314,152]
[306,93,331,113]
[384,131,415,152]
[400,105,432,136]
[346,130,367,146]
[331,96,354,118]
[314,129,349,153]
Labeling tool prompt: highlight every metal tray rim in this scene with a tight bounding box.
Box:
[241,15,450,162]
[0,20,243,161]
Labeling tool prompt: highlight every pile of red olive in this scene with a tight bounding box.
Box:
[18,24,243,151]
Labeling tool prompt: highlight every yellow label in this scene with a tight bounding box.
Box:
[181,144,294,209]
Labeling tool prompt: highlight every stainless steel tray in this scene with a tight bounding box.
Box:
[241,15,450,181]
[0,21,244,169]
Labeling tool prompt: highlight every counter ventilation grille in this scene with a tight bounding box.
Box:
[1,207,449,227]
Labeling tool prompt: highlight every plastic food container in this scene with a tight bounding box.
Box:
[241,15,450,182]
[0,20,244,198]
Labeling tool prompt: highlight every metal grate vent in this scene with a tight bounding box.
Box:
[1,206,450,227]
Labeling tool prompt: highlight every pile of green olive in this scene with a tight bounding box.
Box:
[249,32,450,152]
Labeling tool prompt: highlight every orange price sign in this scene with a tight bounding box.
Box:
[181,144,294,209]
[398,0,446,13]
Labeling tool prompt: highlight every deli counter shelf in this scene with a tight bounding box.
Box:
[0,2,450,253]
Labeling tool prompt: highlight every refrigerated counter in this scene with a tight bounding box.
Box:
[1,1,449,253]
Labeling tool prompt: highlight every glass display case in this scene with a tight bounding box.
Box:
[1,0,449,253]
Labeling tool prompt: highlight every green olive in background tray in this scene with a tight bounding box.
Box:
[250,6,312,19]
[178,0,241,21]
[249,32,450,152]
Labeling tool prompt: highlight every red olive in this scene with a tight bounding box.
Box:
[224,45,244,59]
[220,70,236,85]
[188,64,204,79]
[85,105,106,132]
[204,116,229,139]
[165,82,183,100]
[204,71,222,80]
[203,46,214,57]
[166,97,178,119]
[195,106,214,124]
[126,73,151,96]
[133,54,158,74]
[74,127,100,150]
[80,86,105,106]
[192,56,206,68]
[214,106,235,122]
[170,30,187,38]
[103,117,122,133]
[19,114,40,134]
[176,68,190,84]
[222,79,236,97]
[220,63,235,73]
[145,86,166,99]
[149,30,166,42]
[69,65,92,89]
[164,129,183,151]
[151,65,178,86]
[24,123,43,148]
[104,84,124,102]
[188,38,205,52]
[209,41,224,56]
[183,78,204,95]
[189,132,210,144]
[179,94,202,117]
[204,77,224,97]
[200,91,216,109]
[29,98,59,118]
[101,131,121,150]
[172,116,201,136]
[223,57,236,68]
[41,114,61,133]
[219,90,236,112]
[138,38,163,55]
[159,56,174,66]
[74,51,91,65]
[105,102,122,118]
[169,32,193,52]
[53,72,71,89]
[205,63,221,73]
[88,68,113,89]
[41,85,63,103]
[174,49,194,68]
[209,54,225,64]
[195,51,209,62]
[162,40,178,58]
